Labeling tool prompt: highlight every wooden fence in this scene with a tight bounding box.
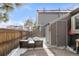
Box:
[0,28,30,56]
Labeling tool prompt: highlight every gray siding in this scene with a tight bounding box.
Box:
[51,23,56,45]
[38,12,69,26]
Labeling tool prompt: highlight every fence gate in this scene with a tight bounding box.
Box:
[51,20,67,46]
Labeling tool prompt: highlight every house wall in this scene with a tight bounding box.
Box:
[37,11,70,37]
[38,11,70,26]
[68,11,79,48]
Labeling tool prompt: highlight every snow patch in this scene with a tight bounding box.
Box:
[8,47,27,56]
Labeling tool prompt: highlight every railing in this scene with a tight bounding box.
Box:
[0,28,30,56]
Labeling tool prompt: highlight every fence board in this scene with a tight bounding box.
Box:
[0,29,30,55]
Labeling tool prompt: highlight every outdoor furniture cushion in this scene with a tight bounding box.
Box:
[27,38,35,44]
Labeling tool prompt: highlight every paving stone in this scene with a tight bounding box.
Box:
[49,47,79,56]
[20,48,48,56]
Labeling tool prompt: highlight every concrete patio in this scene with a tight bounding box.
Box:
[49,47,79,56]
[8,37,79,56]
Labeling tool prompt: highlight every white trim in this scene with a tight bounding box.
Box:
[38,10,71,13]
[66,21,68,47]
[71,14,76,31]
[49,25,51,46]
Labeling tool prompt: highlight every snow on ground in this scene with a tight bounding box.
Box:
[7,37,54,56]
[33,37,54,56]
[42,37,54,56]
[8,47,27,56]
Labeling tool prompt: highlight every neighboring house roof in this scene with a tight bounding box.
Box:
[70,8,79,16]
[37,10,71,13]
[7,25,24,31]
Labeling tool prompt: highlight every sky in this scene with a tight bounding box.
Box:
[0,3,79,28]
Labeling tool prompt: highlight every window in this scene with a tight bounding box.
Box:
[71,13,79,34]
[75,15,79,29]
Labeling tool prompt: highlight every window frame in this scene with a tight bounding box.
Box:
[71,13,79,34]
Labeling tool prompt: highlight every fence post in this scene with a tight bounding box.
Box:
[20,31,22,39]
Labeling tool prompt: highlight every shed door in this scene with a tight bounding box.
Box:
[56,21,67,46]
[51,21,67,46]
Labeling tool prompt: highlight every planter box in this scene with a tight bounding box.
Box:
[35,40,43,47]
[19,40,28,48]
[19,38,43,48]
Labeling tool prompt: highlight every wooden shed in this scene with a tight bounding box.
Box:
[45,13,70,47]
